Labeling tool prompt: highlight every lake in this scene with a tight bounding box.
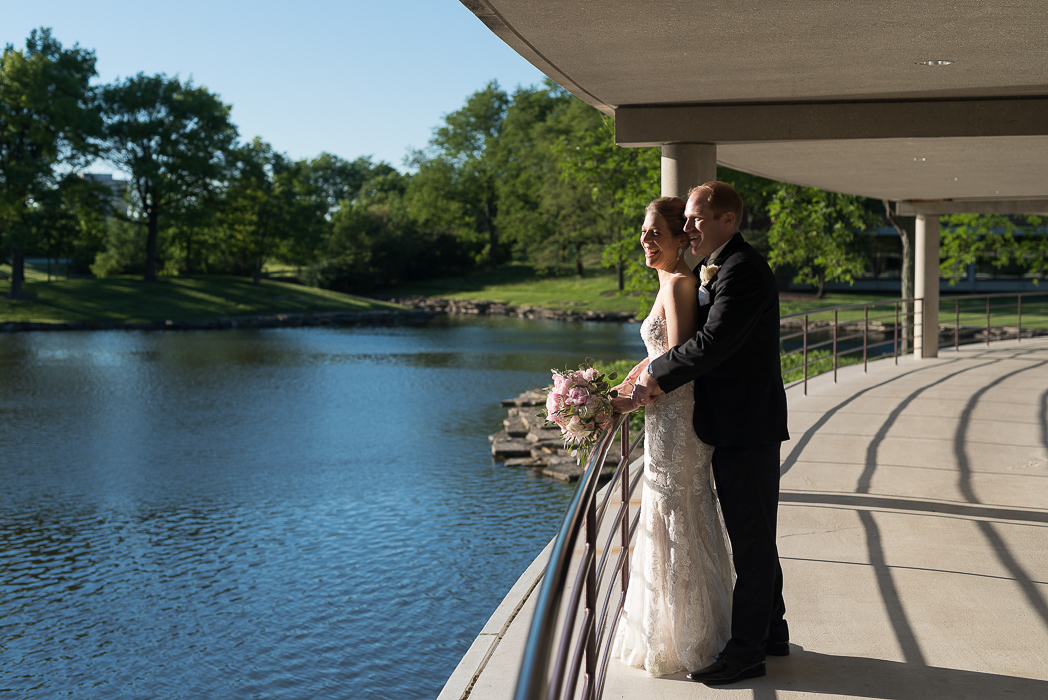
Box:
[0,317,645,699]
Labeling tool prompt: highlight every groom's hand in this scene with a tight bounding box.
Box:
[631,372,663,409]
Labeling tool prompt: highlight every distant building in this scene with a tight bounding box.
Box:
[82,172,128,215]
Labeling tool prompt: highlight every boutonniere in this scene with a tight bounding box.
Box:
[699,263,720,286]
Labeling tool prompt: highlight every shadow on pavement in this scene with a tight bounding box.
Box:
[766,649,1048,699]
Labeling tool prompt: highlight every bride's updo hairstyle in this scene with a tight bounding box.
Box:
[644,196,687,239]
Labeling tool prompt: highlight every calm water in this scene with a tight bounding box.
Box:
[0,317,644,700]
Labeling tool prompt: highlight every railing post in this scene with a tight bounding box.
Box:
[585,488,597,699]
[833,309,838,383]
[955,299,960,351]
[986,297,991,346]
[1018,294,1023,342]
[802,314,808,395]
[620,421,629,595]
[863,305,869,373]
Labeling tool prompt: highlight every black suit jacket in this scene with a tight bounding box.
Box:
[649,233,789,447]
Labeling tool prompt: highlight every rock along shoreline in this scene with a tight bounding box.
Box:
[381,296,640,323]
[489,387,617,483]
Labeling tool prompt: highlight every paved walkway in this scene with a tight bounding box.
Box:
[442,337,1048,700]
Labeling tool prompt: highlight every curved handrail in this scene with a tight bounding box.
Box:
[513,413,644,700]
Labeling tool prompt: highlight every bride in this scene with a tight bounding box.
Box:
[610,196,734,677]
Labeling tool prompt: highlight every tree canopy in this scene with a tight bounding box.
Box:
[0,28,100,297]
[3,27,1047,302]
[102,72,238,281]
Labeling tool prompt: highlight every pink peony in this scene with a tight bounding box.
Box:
[566,386,590,406]
[582,367,599,382]
[553,373,572,393]
[546,390,564,416]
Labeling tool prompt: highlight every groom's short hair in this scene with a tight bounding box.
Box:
[689,181,744,230]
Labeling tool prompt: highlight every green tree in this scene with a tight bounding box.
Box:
[305,152,395,217]
[555,111,660,287]
[31,174,111,279]
[407,81,509,270]
[940,214,1048,284]
[102,73,237,282]
[216,138,327,284]
[308,169,472,293]
[493,81,580,265]
[0,28,100,298]
[767,184,870,298]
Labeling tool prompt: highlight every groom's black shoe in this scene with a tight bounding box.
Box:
[687,657,766,685]
[767,639,790,656]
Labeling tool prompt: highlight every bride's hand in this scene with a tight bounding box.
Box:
[611,381,637,414]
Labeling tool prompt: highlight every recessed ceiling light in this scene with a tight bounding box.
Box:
[918,59,954,66]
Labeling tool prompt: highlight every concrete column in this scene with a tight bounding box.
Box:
[914,214,941,358]
[660,143,717,198]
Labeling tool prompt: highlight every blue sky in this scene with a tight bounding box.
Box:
[1,0,548,172]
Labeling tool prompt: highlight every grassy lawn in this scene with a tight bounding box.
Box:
[941,295,1048,332]
[386,264,651,315]
[0,266,402,324]
[779,292,900,318]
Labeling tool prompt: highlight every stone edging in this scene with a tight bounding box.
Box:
[382,296,640,323]
[0,309,436,333]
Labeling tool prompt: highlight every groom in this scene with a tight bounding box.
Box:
[632,181,790,685]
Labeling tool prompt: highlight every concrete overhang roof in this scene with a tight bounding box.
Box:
[463,0,1048,213]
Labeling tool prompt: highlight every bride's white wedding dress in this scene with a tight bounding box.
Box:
[611,314,735,677]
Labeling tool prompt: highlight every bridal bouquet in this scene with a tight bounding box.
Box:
[543,359,618,464]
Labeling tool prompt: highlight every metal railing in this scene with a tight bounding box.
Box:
[780,291,1048,394]
[779,297,919,395]
[514,414,645,700]
[944,291,1048,350]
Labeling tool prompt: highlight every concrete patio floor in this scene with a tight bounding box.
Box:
[442,337,1048,700]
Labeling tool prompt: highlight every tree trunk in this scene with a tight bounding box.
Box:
[816,271,825,299]
[617,260,624,291]
[884,201,915,352]
[488,224,498,271]
[184,230,194,276]
[144,206,160,282]
[575,242,584,277]
[7,248,25,300]
[252,261,262,286]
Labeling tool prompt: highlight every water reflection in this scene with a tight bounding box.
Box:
[0,318,644,699]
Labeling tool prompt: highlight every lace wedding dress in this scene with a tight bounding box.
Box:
[611,314,735,676]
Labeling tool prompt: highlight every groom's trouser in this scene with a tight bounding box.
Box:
[712,442,788,664]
